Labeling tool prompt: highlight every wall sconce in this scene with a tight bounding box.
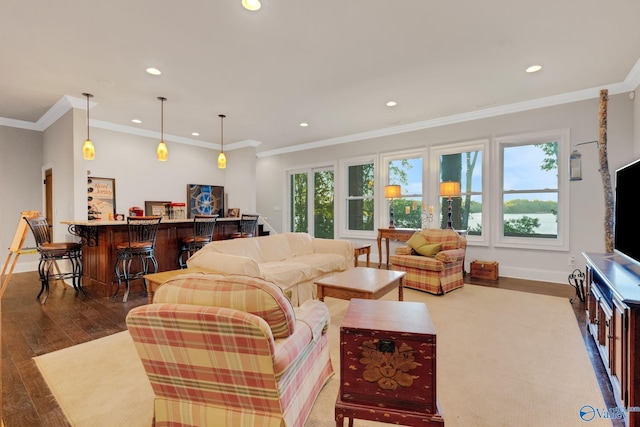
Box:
[440,181,461,229]
[421,202,434,228]
[82,93,95,160]
[384,184,402,229]
[157,97,168,161]
[218,114,227,169]
[569,140,599,181]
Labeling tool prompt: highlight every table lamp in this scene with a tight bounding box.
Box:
[439,181,460,229]
[384,185,402,229]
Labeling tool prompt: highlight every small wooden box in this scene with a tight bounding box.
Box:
[339,299,437,414]
[470,260,499,281]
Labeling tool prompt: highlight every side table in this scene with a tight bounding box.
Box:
[336,299,444,426]
[353,245,371,267]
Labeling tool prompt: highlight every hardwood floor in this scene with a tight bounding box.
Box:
[1,271,622,426]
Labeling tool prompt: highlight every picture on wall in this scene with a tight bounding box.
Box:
[187,184,224,218]
[88,177,116,220]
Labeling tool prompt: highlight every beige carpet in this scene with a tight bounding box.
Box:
[35,285,611,427]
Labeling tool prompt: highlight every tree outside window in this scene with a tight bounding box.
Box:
[440,150,482,234]
[347,163,374,231]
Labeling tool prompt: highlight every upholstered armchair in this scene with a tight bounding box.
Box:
[389,229,466,295]
[126,273,333,427]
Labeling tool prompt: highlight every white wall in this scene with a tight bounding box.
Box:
[0,126,43,272]
[256,93,637,284]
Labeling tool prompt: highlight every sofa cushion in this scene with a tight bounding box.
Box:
[153,273,296,338]
[260,261,315,290]
[291,253,349,275]
[255,234,295,262]
[186,252,264,278]
[389,254,444,272]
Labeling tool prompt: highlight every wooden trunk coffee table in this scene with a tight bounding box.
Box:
[315,267,405,302]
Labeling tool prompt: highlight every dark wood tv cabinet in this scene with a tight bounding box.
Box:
[584,252,640,427]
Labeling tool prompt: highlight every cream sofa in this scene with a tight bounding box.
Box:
[186,232,354,305]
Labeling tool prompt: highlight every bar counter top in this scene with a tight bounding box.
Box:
[61,217,240,226]
[62,216,243,298]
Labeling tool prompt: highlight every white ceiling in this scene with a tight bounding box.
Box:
[2,0,640,156]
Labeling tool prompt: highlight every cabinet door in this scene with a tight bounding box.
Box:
[612,297,628,406]
[599,299,612,369]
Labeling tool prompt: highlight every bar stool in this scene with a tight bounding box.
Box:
[114,216,161,302]
[230,214,259,238]
[24,215,85,304]
[178,214,218,268]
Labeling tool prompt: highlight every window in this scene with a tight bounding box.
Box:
[341,157,376,236]
[494,129,570,250]
[288,166,334,238]
[383,151,424,229]
[431,140,487,242]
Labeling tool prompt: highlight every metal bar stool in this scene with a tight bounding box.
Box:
[24,215,85,304]
[178,214,218,268]
[230,214,259,238]
[114,216,161,302]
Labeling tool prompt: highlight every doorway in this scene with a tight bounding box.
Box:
[44,168,53,237]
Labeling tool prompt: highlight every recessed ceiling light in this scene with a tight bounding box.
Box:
[242,0,261,11]
[146,67,161,76]
[191,132,200,136]
[526,65,542,73]
[386,101,397,107]
[299,122,309,127]
[131,119,142,124]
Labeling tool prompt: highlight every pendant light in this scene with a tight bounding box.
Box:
[82,93,95,160]
[157,96,168,161]
[218,114,227,169]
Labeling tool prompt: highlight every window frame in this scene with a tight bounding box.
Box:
[430,139,490,246]
[338,154,377,239]
[285,163,336,237]
[380,148,426,230]
[492,129,570,251]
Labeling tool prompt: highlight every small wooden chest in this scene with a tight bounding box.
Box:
[339,299,437,414]
[470,260,499,281]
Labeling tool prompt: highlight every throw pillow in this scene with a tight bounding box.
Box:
[414,242,442,257]
[406,232,442,257]
[407,232,428,250]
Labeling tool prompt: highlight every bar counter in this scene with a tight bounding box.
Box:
[61,217,241,298]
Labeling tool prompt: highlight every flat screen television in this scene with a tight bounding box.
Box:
[614,158,640,266]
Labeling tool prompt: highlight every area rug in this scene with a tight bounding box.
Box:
[34,285,611,427]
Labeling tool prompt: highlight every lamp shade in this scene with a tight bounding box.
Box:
[384,184,402,199]
[218,152,227,169]
[157,141,168,161]
[82,139,95,160]
[440,181,461,197]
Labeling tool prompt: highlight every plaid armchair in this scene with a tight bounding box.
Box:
[126,273,333,427]
[389,229,466,295]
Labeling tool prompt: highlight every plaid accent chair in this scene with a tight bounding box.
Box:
[389,229,467,295]
[126,273,333,427]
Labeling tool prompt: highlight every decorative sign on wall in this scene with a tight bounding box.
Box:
[88,177,116,220]
[187,184,224,218]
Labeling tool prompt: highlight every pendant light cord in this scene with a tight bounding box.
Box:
[219,114,225,152]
